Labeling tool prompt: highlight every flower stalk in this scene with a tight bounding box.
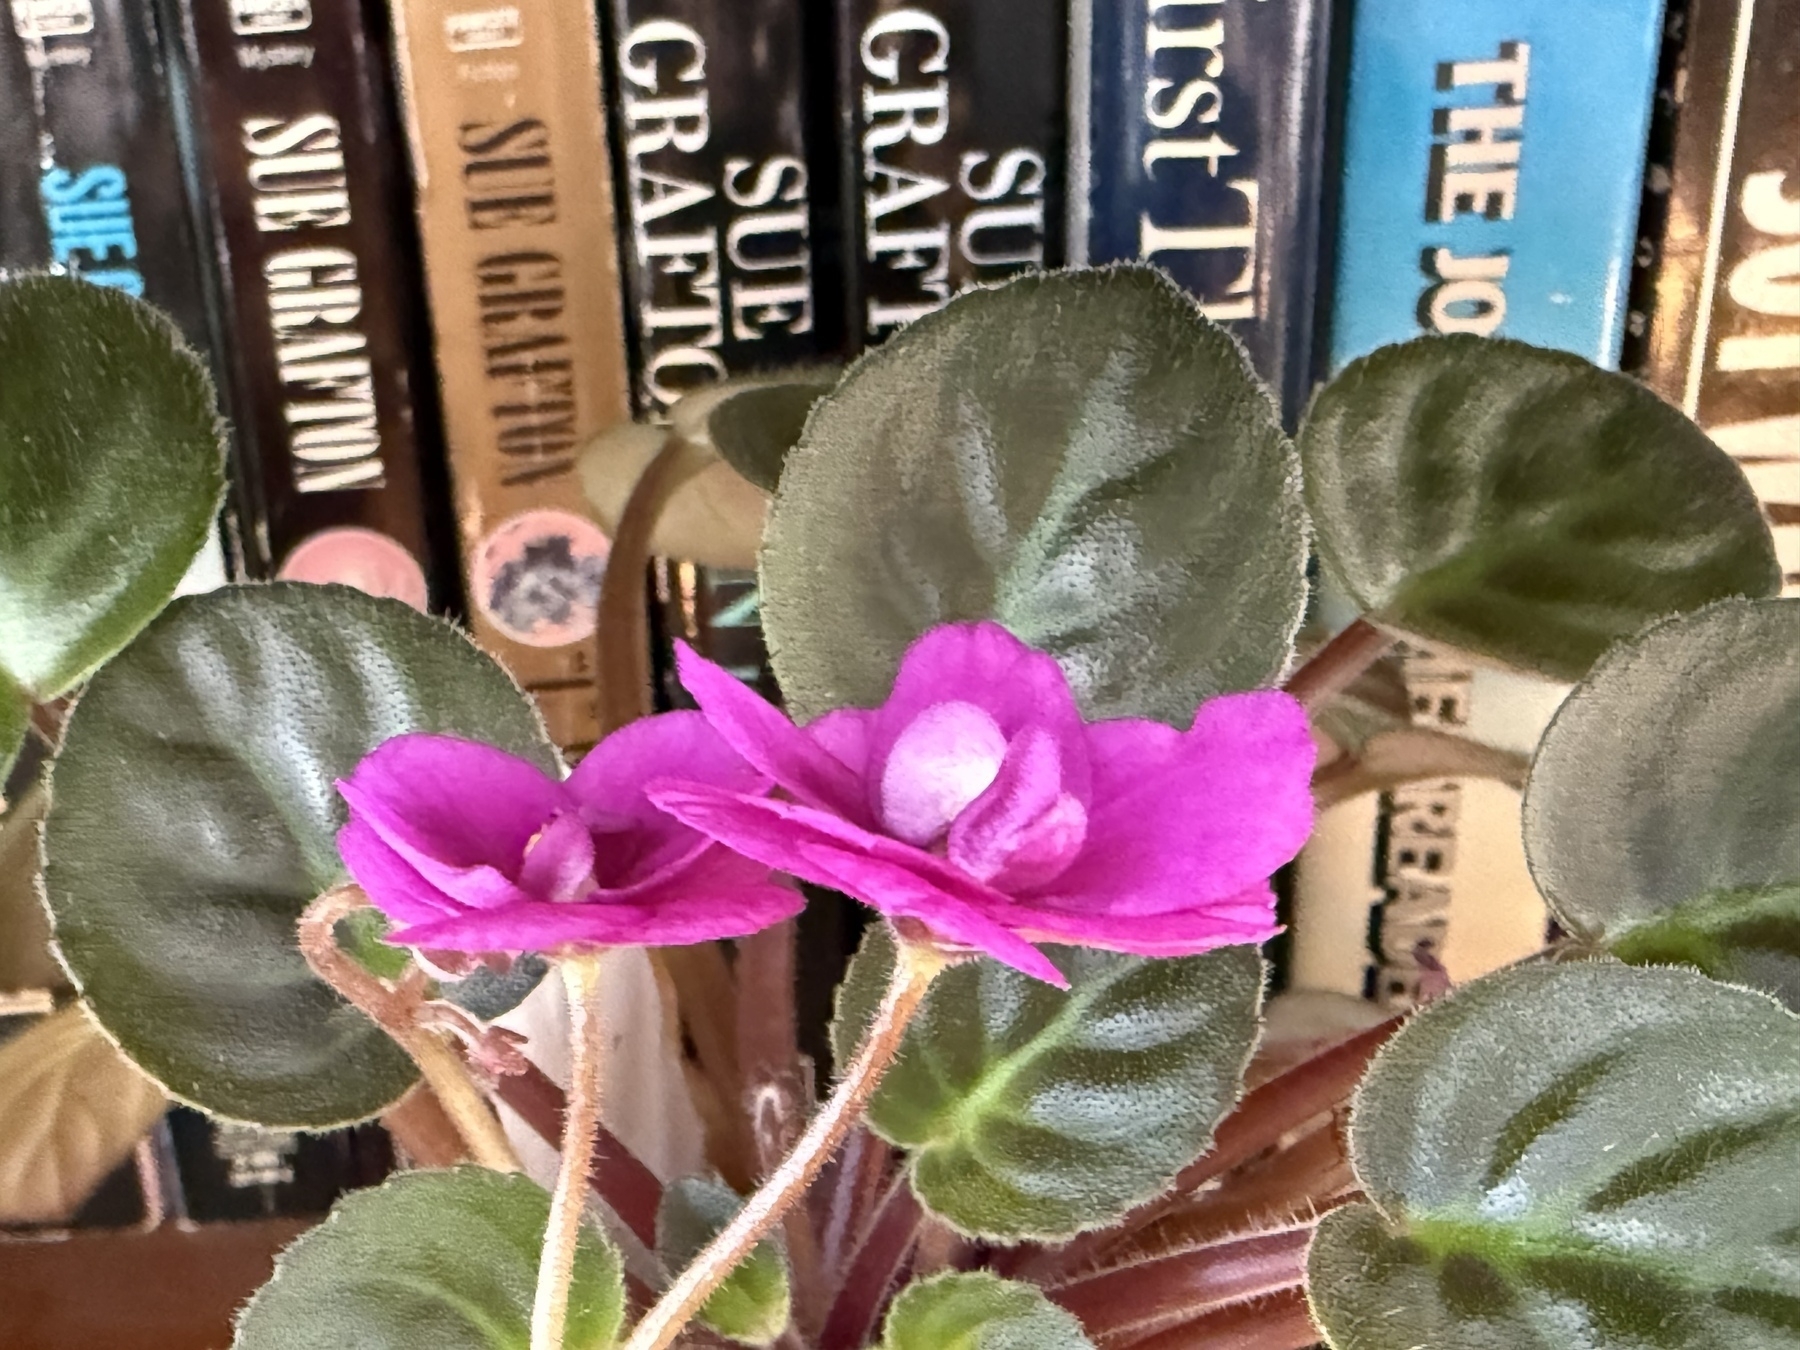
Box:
[621,936,956,1350]
[530,950,609,1350]
[297,886,520,1173]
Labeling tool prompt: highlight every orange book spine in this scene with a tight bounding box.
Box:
[388,0,632,755]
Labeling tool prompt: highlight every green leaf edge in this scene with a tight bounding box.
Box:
[878,1270,1097,1350]
[832,925,1266,1243]
[0,275,230,700]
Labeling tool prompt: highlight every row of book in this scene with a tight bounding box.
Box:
[4,1,1794,746]
[1,0,1796,1219]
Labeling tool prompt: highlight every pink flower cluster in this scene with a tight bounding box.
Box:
[338,624,1315,984]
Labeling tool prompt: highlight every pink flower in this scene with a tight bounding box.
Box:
[336,714,802,953]
[648,623,1316,986]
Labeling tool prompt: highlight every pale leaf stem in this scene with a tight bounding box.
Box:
[621,938,952,1350]
[297,886,520,1172]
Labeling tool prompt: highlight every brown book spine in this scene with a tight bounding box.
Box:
[1635,0,1799,592]
[387,0,634,755]
[166,0,457,608]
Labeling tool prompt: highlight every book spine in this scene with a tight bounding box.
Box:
[606,0,826,408]
[837,0,1067,350]
[1,1,238,588]
[162,0,456,610]
[1071,0,1333,426]
[388,0,634,757]
[604,0,833,693]
[1635,0,1800,591]
[1292,0,1667,1009]
[1325,0,1664,372]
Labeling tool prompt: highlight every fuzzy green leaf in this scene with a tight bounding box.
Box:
[0,680,26,785]
[1301,335,1778,681]
[233,1169,624,1350]
[1308,962,1800,1349]
[0,276,227,701]
[656,1176,791,1345]
[702,370,839,493]
[762,266,1306,725]
[833,925,1262,1241]
[42,584,557,1126]
[878,1272,1094,1350]
[1524,599,1800,1010]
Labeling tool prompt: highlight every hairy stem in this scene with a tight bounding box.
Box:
[622,938,954,1350]
[531,952,609,1350]
[1282,617,1393,710]
[297,886,520,1172]
[596,434,713,736]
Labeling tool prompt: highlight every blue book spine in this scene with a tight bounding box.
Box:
[1327,0,1665,373]
[1072,0,1333,425]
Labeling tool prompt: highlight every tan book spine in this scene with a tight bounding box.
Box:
[388,0,631,755]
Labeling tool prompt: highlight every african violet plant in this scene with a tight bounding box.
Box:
[4,263,1799,1350]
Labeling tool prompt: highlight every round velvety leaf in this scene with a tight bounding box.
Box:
[1308,961,1800,1349]
[233,1168,625,1350]
[1524,599,1800,1008]
[0,276,227,700]
[0,681,26,785]
[656,1175,791,1346]
[702,371,839,493]
[0,1004,168,1224]
[878,1272,1095,1350]
[42,583,558,1127]
[762,266,1305,726]
[1300,335,1778,682]
[832,925,1262,1241]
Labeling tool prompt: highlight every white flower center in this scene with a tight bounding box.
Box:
[879,701,1009,846]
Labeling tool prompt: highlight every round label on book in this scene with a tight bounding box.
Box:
[470,508,610,647]
[278,527,430,612]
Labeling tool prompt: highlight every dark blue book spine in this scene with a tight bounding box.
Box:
[1071,0,1333,426]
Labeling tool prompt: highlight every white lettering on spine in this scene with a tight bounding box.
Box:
[1134,0,1259,319]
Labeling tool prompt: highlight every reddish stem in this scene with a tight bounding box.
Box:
[1006,1016,1399,1284]
[812,1127,896,1288]
[493,1061,663,1248]
[819,1176,924,1350]
[1282,617,1394,710]
[1050,1222,1315,1339]
[1119,1119,1354,1259]
[1108,1286,1320,1350]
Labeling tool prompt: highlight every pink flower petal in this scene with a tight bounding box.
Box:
[390,855,805,952]
[1029,692,1314,918]
[649,780,1067,985]
[869,622,1092,812]
[336,819,459,924]
[783,839,1067,986]
[565,710,768,883]
[806,708,875,775]
[675,642,867,818]
[878,700,1008,845]
[337,734,566,909]
[947,724,1086,887]
[516,813,598,902]
[1006,883,1281,956]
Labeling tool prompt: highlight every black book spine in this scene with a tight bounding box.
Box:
[161,0,459,609]
[837,0,1067,351]
[1,2,216,345]
[1,4,244,581]
[605,0,837,692]
[605,0,831,410]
